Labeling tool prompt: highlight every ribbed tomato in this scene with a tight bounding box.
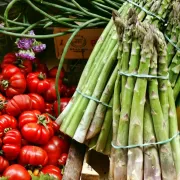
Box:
[41,165,62,180]
[54,98,70,117]
[0,65,26,98]
[48,66,65,79]
[28,93,45,113]
[0,93,7,115]
[44,102,54,115]
[26,72,50,95]
[32,58,48,73]
[43,79,61,102]
[1,53,32,75]
[19,146,48,166]
[2,129,21,160]
[3,164,31,180]
[19,110,54,145]
[42,136,70,166]
[0,156,9,173]
[0,115,17,138]
[1,53,16,69]
[6,94,32,117]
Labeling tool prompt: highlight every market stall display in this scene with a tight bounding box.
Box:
[0,0,179,179]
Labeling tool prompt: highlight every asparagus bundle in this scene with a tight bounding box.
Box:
[164,1,180,101]
[112,10,180,180]
[56,0,173,153]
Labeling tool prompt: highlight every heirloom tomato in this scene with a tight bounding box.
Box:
[1,53,32,75]
[2,129,21,160]
[0,93,7,115]
[19,146,48,166]
[48,66,65,79]
[0,65,26,98]
[42,136,69,166]
[26,72,50,95]
[32,58,48,73]
[44,102,54,115]
[19,110,54,145]
[6,94,32,117]
[28,93,45,113]
[0,115,17,138]
[1,53,16,69]
[3,164,31,180]
[54,98,70,117]
[41,165,62,180]
[43,79,61,102]
[58,153,68,166]
[0,156,9,173]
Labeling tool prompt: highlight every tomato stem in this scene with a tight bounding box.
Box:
[0,100,6,110]
[4,127,12,133]
[37,115,48,129]
[1,80,9,89]
[38,72,46,80]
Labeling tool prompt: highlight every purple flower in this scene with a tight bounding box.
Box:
[16,30,36,50]
[15,50,35,60]
[0,23,4,28]
[29,30,35,36]
[32,43,46,53]
[16,38,34,50]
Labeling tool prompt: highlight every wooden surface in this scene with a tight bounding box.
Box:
[87,150,109,180]
[63,140,86,180]
[81,151,100,180]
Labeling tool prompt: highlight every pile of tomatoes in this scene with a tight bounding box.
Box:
[0,52,75,180]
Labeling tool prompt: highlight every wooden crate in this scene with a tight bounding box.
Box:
[63,141,109,180]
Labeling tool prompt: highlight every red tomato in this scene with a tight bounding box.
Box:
[1,53,32,75]
[60,84,67,97]
[0,156,9,173]
[0,115,17,138]
[43,79,61,102]
[48,66,65,79]
[2,129,21,160]
[28,93,45,113]
[0,65,26,98]
[44,102,54,115]
[42,136,69,166]
[58,153,68,166]
[41,165,62,180]
[1,53,16,69]
[54,98,70,117]
[58,134,70,154]
[70,86,76,96]
[17,59,33,75]
[26,72,50,95]
[52,121,60,134]
[19,146,48,166]
[64,87,73,98]
[6,94,32,117]
[32,58,48,73]
[42,136,62,166]
[3,164,31,180]
[21,138,29,146]
[0,93,7,115]
[0,138,2,148]
[19,110,54,145]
